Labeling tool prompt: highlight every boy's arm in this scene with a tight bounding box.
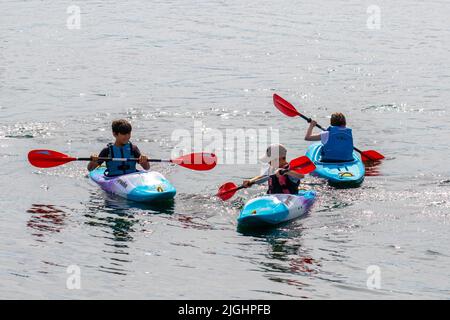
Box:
[133,145,150,170]
[87,148,108,171]
[251,175,269,185]
[87,157,98,171]
[251,165,272,185]
[243,174,270,187]
[304,120,322,141]
[140,157,150,170]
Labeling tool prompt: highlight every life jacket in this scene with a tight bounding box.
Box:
[267,164,300,195]
[104,142,137,177]
[321,126,354,162]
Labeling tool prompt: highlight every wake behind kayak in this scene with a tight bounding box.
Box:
[89,167,176,202]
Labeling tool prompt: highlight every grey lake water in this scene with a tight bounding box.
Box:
[1,0,449,299]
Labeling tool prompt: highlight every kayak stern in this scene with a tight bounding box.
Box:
[306,143,365,188]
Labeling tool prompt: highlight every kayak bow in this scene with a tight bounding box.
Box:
[89,167,176,202]
[237,190,316,228]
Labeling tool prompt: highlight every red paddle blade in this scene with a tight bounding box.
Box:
[273,94,301,117]
[216,182,238,201]
[28,150,76,168]
[289,156,316,174]
[171,152,217,171]
[361,150,385,162]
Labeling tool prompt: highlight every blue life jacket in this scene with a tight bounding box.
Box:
[321,126,354,162]
[104,142,137,177]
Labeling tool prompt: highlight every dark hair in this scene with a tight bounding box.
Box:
[330,113,346,126]
[112,119,132,134]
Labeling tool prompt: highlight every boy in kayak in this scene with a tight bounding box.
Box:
[304,113,354,162]
[87,119,150,176]
[242,144,304,194]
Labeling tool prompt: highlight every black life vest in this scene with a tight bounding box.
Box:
[267,164,300,195]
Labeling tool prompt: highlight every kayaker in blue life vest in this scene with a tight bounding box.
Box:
[242,144,304,195]
[304,112,354,162]
[87,119,150,176]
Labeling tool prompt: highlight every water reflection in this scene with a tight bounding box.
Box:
[80,191,176,275]
[262,228,319,273]
[173,214,214,230]
[364,160,383,177]
[239,223,321,297]
[84,191,176,240]
[26,204,67,239]
[235,187,355,295]
[160,193,218,230]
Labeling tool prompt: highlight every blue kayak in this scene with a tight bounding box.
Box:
[237,190,316,228]
[305,143,365,187]
[89,167,176,202]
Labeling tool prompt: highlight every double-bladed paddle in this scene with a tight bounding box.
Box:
[217,155,316,201]
[28,149,217,171]
[273,94,385,162]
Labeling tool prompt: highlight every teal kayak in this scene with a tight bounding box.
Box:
[305,143,365,187]
[237,190,316,228]
[89,167,176,202]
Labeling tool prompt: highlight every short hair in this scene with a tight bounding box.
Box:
[330,113,346,126]
[112,119,132,134]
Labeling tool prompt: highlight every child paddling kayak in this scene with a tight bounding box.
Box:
[87,119,150,176]
[303,112,364,187]
[304,113,354,162]
[242,144,305,194]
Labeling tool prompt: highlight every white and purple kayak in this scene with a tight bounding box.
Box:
[89,167,176,202]
[237,190,316,228]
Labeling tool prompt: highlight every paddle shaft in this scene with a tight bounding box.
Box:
[220,167,301,197]
[219,176,267,196]
[73,157,171,162]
